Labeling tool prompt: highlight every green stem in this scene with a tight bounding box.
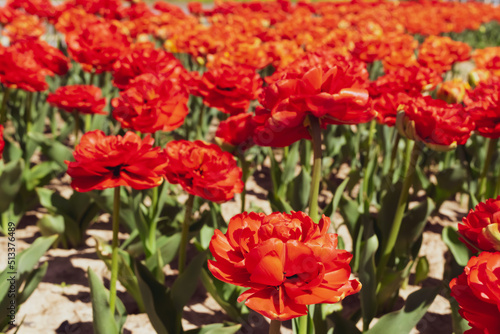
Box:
[89,71,96,86]
[298,315,308,334]
[495,165,500,198]
[269,319,281,334]
[478,138,497,200]
[239,152,249,213]
[25,91,33,134]
[0,87,10,123]
[109,186,121,315]
[84,114,92,133]
[377,141,420,281]
[307,116,323,223]
[362,120,377,210]
[147,185,159,256]
[178,193,195,274]
[73,111,81,147]
[388,132,401,178]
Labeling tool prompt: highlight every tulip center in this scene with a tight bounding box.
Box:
[107,164,127,178]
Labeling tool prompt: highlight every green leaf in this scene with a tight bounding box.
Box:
[28,132,73,168]
[449,295,470,334]
[323,177,350,218]
[281,142,300,186]
[0,159,24,213]
[94,237,145,313]
[365,287,439,334]
[25,161,60,191]
[200,269,244,322]
[414,256,430,285]
[171,251,207,312]
[17,235,58,280]
[359,226,379,331]
[329,312,362,334]
[395,197,435,254]
[37,214,65,236]
[0,236,57,328]
[88,268,127,334]
[146,233,182,268]
[135,260,178,334]
[184,324,241,334]
[17,262,48,304]
[442,226,470,267]
[287,168,311,212]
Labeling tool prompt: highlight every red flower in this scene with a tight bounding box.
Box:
[111,73,189,133]
[66,21,131,74]
[464,78,500,139]
[163,140,243,202]
[47,85,106,115]
[369,66,442,127]
[254,66,371,147]
[208,211,361,321]
[450,252,500,334]
[215,113,256,150]
[112,43,189,90]
[7,0,57,20]
[3,13,45,40]
[0,47,47,92]
[65,130,168,192]
[396,96,474,151]
[418,36,471,74]
[12,39,71,77]
[192,64,263,115]
[459,196,500,252]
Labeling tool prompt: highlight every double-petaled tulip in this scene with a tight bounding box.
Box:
[12,39,71,77]
[459,196,500,252]
[163,140,243,203]
[112,43,189,90]
[0,47,47,92]
[464,78,500,139]
[254,66,372,147]
[215,113,256,150]
[450,252,500,333]
[65,130,168,192]
[396,96,474,151]
[192,64,263,115]
[112,73,189,134]
[66,21,130,74]
[208,211,361,320]
[47,85,106,115]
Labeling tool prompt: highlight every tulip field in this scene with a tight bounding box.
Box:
[2,0,500,333]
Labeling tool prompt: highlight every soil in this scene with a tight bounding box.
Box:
[0,170,467,334]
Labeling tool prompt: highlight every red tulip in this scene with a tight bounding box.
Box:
[459,196,500,252]
[66,21,130,74]
[450,252,500,334]
[163,140,243,202]
[192,64,263,115]
[464,78,500,139]
[65,130,168,192]
[396,95,474,151]
[215,113,256,150]
[0,47,48,92]
[111,73,189,134]
[208,211,361,320]
[112,43,189,90]
[254,66,371,147]
[47,85,106,115]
